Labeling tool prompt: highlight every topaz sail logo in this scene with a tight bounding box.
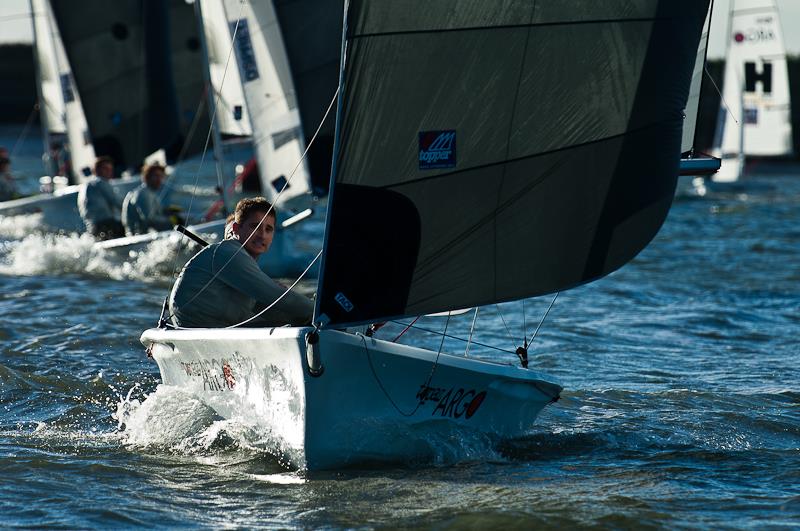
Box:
[419,130,456,169]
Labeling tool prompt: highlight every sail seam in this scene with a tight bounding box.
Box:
[349,17,677,40]
[491,1,537,303]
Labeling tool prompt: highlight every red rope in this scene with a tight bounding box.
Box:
[392,316,420,342]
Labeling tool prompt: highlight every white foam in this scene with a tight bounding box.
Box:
[0,213,46,240]
[0,230,209,282]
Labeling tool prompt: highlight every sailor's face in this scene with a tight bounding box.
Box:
[235,210,275,258]
[146,169,165,190]
[97,162,113,179]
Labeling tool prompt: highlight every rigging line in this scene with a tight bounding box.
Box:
[165,86,340,319]
[10,104,38,158]
[182,4,245,230]
[527,291,559,346]
[495,304,518,350]
[493,1,535,317]
[167,2,246,280]
[157,96,207,206]
[464,307,479,357]
[522,299,527,346]
[171,248,322,329]
[392,316,420,342]
[225,249,322,328]
[363,312,452,417]
[704,65,739,126]
[349,16,679,41]
[387,320,517,356]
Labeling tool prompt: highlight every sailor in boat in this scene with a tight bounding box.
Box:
[0,147,21,201]
[77,156,125,240]
[167,196,314,328]
[121,162,182,236]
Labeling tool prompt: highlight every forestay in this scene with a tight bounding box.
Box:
[316,0,710,327]
[716,0,793,157]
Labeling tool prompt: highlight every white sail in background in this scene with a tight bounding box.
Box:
[221,0,312,208]
[42,0,96,181]
[714,0,793,181]
[199,0,252,138]
[31,0,65,137]
[682,4,713,154]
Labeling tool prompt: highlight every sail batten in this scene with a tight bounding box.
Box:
[316,0,710,328]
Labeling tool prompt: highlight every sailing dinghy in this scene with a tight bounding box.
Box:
[712,0,794,182]
[141,0,711,470]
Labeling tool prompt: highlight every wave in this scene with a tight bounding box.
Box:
[0,231,194,283]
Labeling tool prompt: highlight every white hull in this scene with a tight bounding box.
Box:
[141,327,561,470]
[711,156,744,183]
[96,216,318,279]
[0,177,139,233]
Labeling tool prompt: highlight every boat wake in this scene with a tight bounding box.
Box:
[0,231,193,282]
[115,385,305,469]
[0,213,47,240]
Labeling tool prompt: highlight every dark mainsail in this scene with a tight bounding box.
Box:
[316,0,711,327]
[273,0,343,192]
[49,0,191,169]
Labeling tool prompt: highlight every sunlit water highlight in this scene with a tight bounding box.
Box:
[1,127,799,528]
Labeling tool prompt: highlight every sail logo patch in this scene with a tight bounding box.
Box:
[231,19,259,82]
[60,73,75,103]
[733,26,775,44]
[745,62,772,94]
[419,130,456,169]
[334,292,354,312]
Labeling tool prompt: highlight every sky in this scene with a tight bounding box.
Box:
[1,0,799,59]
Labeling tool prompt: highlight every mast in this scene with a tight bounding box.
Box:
[192,0,230,216]
[28,0,56,178]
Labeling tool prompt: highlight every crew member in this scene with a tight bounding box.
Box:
[77,156,124,239]
[121,162,176,236]
[168,197,313,328]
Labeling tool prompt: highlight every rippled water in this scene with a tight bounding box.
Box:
[1,127,799,528]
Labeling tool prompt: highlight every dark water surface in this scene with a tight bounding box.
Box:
[1,128,799,528]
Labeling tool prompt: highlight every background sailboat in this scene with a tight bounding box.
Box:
[712,0,793,182]
[142,0,711,470]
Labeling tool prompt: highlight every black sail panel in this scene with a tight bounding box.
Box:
[273,0,344,192]
[318,0,711,327]
[50,0,183,169]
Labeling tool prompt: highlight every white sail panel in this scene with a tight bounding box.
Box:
[199,0,252,138]
[718,0,793,157]
[43,0,96,181]
[31,0,65,136]
[682,5,712,153]
[272,0,343,191]
[316,0,711,327]
[221,0,312,208]
[50,1,185,169]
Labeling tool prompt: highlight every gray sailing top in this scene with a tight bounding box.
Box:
[169,239,314,328]
[122,184,172,236]
[77,176,122,231]
[0,172,19,201]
